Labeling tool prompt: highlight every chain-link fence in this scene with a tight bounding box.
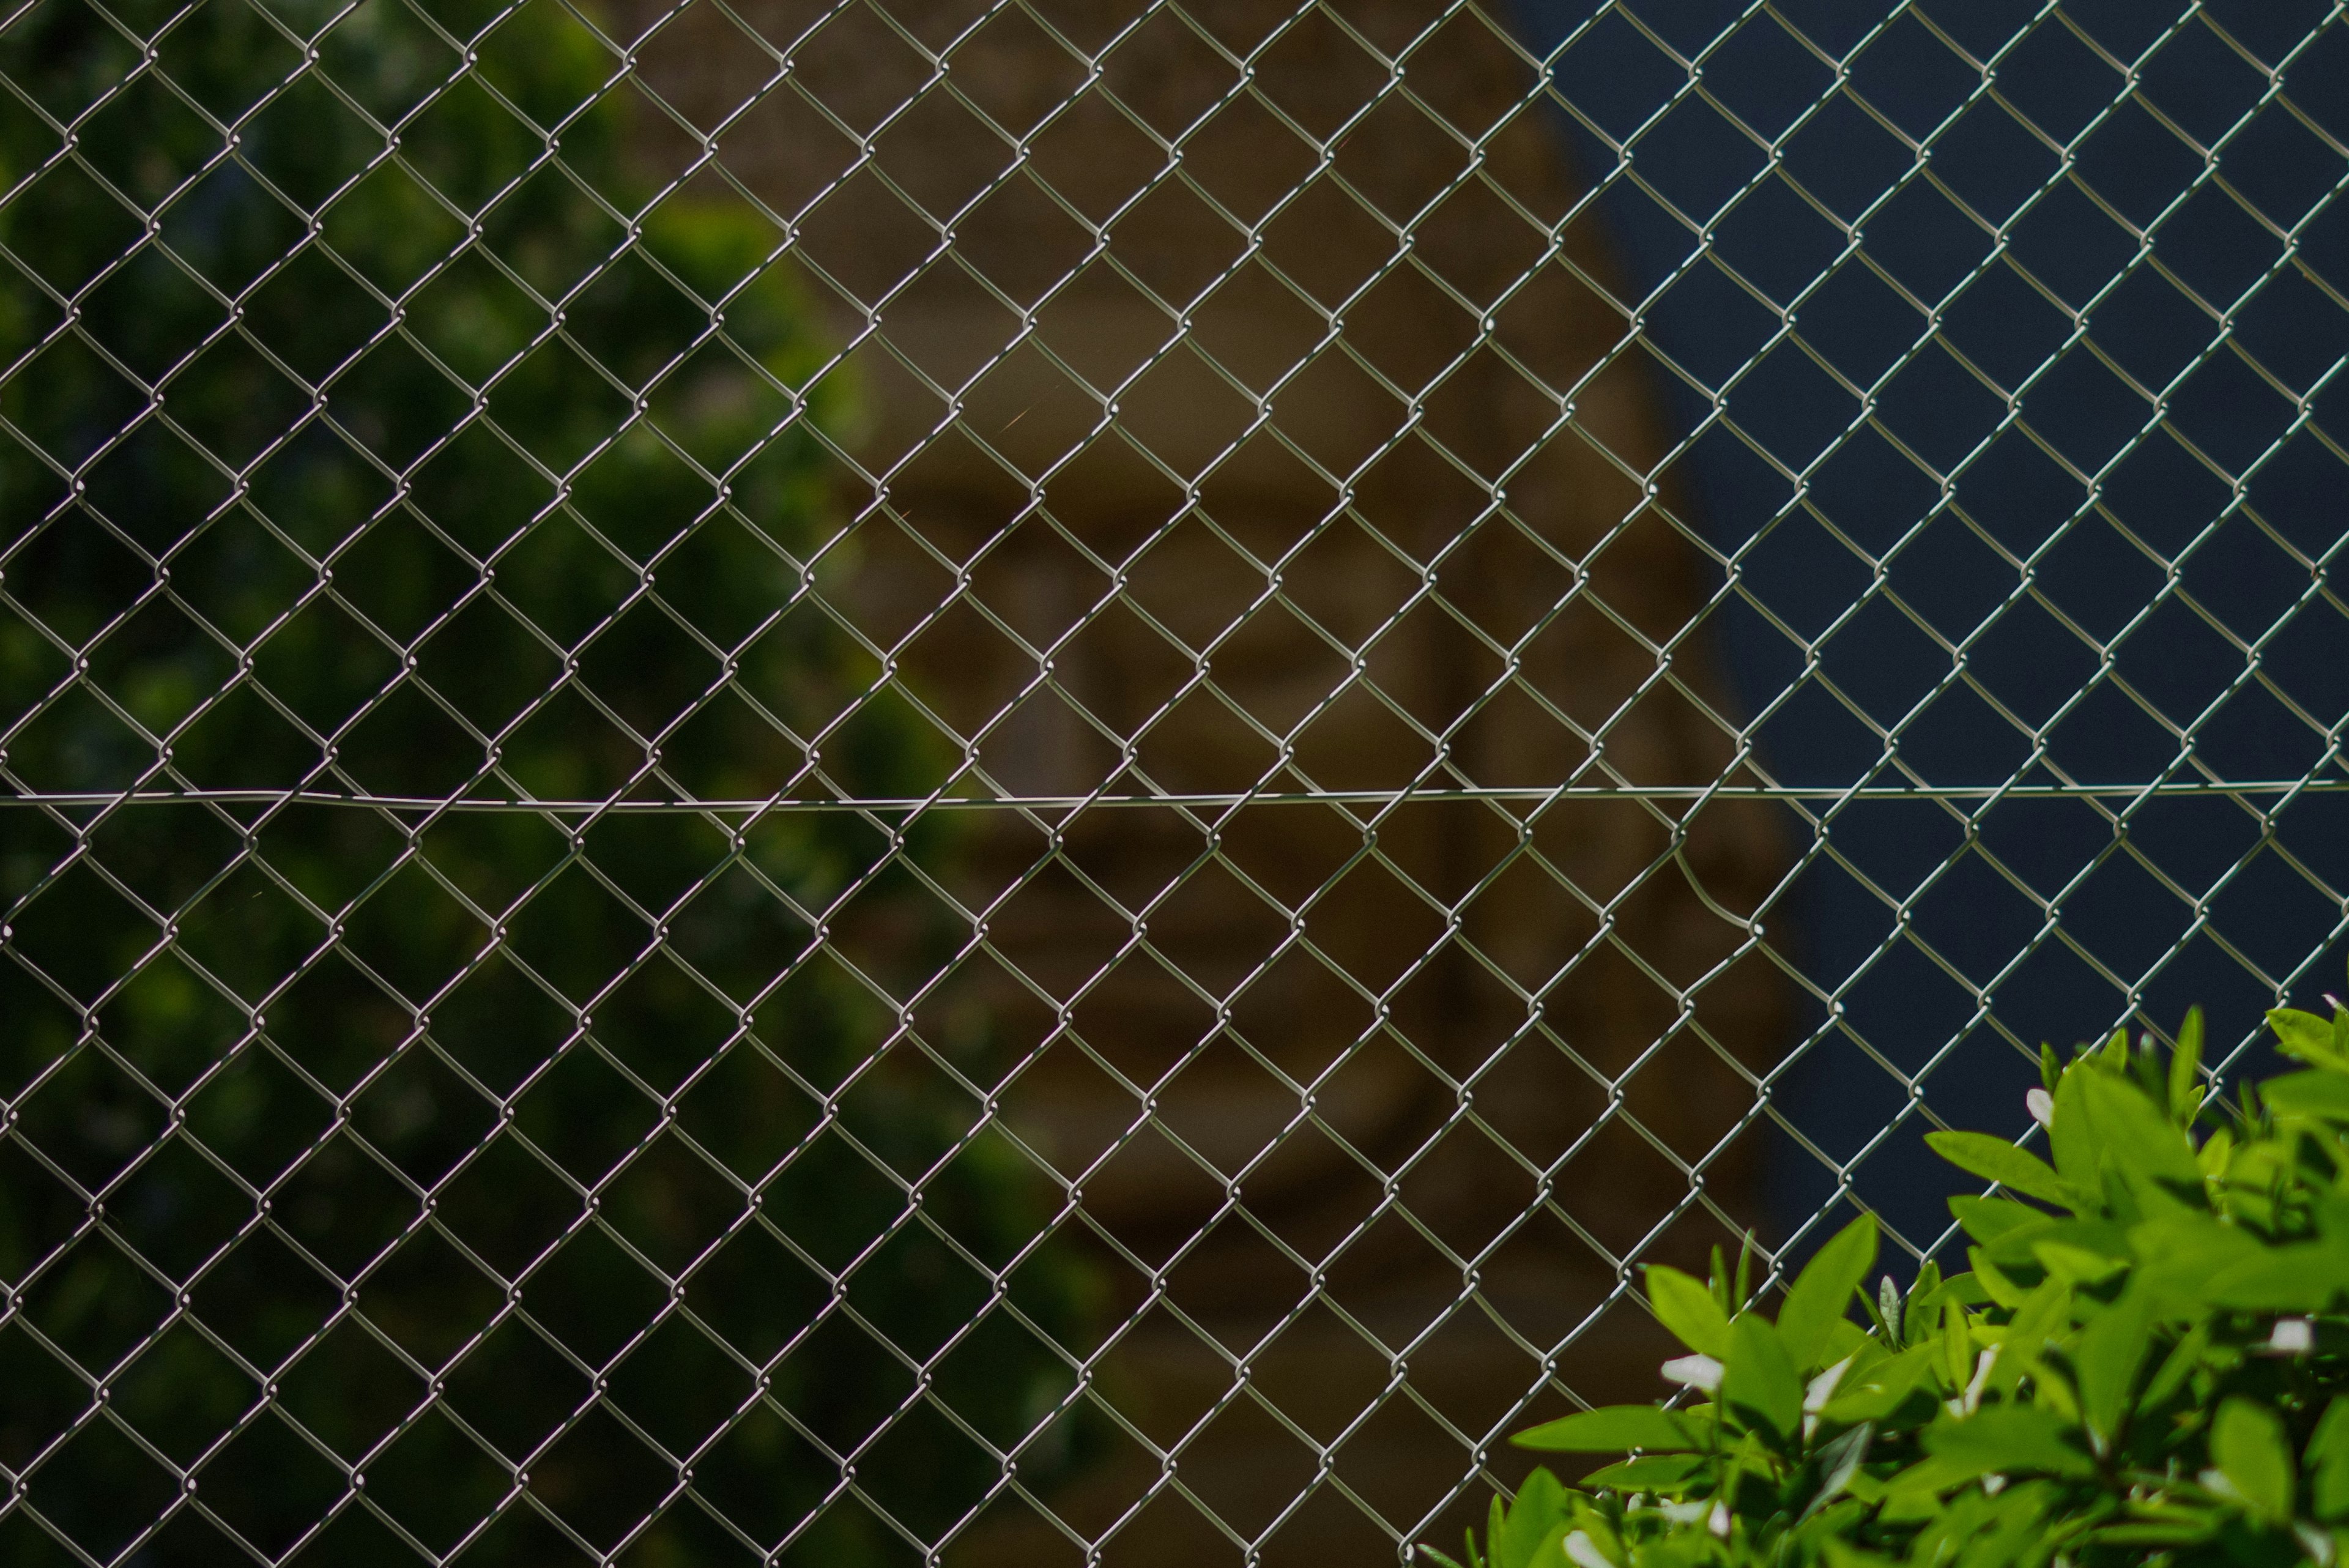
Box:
[2,0,2346,1562]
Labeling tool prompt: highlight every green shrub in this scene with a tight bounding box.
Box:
[1434,997,2349,1568]
[0,2,1093,1559]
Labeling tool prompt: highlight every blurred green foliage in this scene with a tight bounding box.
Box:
[1438,994,2349,1568]
[0,0,1094,1560]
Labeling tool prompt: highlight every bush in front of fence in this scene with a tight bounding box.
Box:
[1437,995,2349,1568]
[0,3,1094,1559]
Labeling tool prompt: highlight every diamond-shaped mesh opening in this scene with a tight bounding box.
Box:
[6,0,2349,1561]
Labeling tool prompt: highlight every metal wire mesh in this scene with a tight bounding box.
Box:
[2,0,2345,1562]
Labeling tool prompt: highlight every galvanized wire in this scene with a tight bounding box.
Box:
[3,0,2346,1563]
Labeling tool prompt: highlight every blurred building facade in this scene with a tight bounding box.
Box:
[620,1,1791,1558]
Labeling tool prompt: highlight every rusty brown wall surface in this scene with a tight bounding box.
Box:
[615,2,1791,1559]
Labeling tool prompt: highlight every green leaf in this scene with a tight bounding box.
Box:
[1967,1249,2030,1310]
[2129,1213,2263,1311]
[2206,1246,2349,1313]
[1876,1275,1904,1346]
[1579,1454,1707,1494]
[1823,1317,1870,1364]
[1909,1260,1943,1318]
[1920,1405,2097,1479]
[2090,1512,2223,1549]
[1779,1214,1878,1372]
[1937,1299,1973,1391]
[2033,1240,2126,1287]
[1958,1481,2059,1565]
[1802,1422,1874,1520]
[2211,1398,2294,1520]
[2074,1285,2153,1447]
[1879,1452,1985,1507]
[2308,1398,2349,1522]
[1645,1265,1732,1359]
[1496,1468,1571,1567]
[1911,1272,1990,1313]
[1722,1311,1803,1444]
[1984,1216,2125,1274]
[2141,1322,2209,1413]
[1820,1344,1935,1424]
[2269,1008,2348,1068]
[2049,1068,2099,1197]
[1521,1526,1573,1568]
[1513,1407,1696,1454]
[1987,1278,2074,1402]
[2169,1008,2205,1121]
[2257,1070,2349,1124]
[1926,1132,2075,1208]
[1950,1196,2044,1243]
[2077,1069,2203,1197]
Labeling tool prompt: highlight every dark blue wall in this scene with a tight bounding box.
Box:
[1507,0,2349,1253]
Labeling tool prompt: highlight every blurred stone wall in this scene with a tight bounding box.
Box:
[618,1,1791,1559]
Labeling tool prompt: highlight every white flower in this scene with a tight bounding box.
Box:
[2026,1088,2055,1129]
[2268,1317,2315,1355]
[1660,1353,1723,1392]
[1564,1529,1615,1568]
[1708,1501,1732,1539]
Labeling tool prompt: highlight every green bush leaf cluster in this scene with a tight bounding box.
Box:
[1431,1000,2349,1568]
